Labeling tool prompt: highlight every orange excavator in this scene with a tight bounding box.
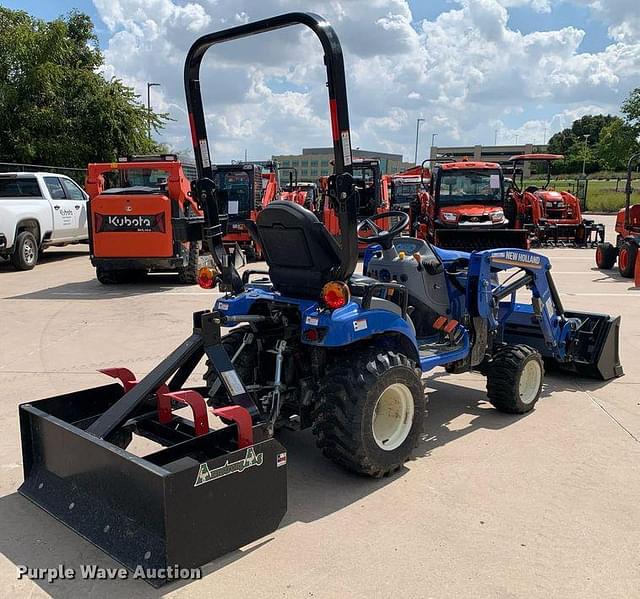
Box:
[86,154,203,284]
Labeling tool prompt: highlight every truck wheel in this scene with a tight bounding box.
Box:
[178,241,200,284]
[595,242,617,269]
[486,344,543,414]
[618,241,637,278]
[11,231,38,270]
[313,350,425,477]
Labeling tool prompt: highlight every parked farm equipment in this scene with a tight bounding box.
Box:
[86,154,203,284]
[412,158,529,250]
[595,152,640,284]
[508,154,605,247]
[18,12,623,588]
[278,166,319,210]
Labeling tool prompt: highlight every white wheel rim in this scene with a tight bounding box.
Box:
[372,383,414,451]
[23,239,36,264]
[519,360,542,405]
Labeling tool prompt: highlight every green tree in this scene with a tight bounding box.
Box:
[0,8,168,167]
[621,88,640,127]
[597,118,640,170]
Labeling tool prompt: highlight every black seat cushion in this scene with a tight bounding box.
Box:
[256,201,342,298]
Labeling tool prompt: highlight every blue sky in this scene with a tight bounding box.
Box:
[5,0,639,161]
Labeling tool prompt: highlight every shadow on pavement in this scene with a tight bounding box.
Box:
[0,375,520,596]
[7,276,198,300]
[0,366,619,596]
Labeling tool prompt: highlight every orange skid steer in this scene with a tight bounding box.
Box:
[86,154,203,284]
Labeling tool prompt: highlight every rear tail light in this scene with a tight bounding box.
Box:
[321,281,350,310]
[197,267,216,289]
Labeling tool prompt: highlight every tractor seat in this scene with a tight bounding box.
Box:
[256,201,343,298]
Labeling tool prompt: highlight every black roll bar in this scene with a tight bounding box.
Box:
[184,12,358,279]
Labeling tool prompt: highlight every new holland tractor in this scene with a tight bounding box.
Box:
[595,152,640,281]
[17,13,624,586]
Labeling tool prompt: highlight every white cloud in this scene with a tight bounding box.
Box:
[93,0,640,162]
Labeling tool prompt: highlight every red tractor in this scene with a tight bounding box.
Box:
[320,158,390,249]
[278,167,319,211]
[595,152,640,282]
[508,154,604,246]
[213,162,278,261]
[412,159,528,250]
[86,154,203,284]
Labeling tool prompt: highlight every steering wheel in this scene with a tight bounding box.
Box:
[357,211,410,249]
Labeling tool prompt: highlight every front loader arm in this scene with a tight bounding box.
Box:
[468,248,576,359]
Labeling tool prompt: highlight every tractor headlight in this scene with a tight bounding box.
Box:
[490,210,505,223]
[441,212,458,223]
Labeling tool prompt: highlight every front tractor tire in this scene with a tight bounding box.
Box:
[486,344,544,414]
[313,350,425,477]
[595,242,617,270]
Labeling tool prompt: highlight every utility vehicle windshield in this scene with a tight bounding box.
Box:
[393,181,419,206]
[438,169,502,205]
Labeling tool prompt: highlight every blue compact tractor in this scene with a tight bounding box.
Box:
[17,12,623,585]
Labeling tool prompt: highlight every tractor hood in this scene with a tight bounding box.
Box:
[535,190,563,202]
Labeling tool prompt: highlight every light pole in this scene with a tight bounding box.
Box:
[146,82,160,140]
[582,134,590,175]
[543,126,547,144]
[515,134,519,145]
[494,129,498,145]
[414,118,425,165]
[430,132,438,158]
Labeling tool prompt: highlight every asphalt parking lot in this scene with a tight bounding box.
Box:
[1,214,639,598]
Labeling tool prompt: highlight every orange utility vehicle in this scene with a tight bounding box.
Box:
[86,154,202,284]
[413,159,528,250]
[508,154,604,246]
[595,152,640,282]
[215,162,278,261]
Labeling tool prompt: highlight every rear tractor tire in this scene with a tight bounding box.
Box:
[313,350,425,477]
[595,242,617,270]
[486,344,543,414]
[618,241,638,278]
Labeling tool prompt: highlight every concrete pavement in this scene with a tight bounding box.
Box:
[1,215,638,598]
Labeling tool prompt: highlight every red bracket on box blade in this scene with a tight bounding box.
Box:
[211,406,253,448]
[99,368,171,424]
[158,390,209,436]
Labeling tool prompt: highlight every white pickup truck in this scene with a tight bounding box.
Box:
[0,172,89,270]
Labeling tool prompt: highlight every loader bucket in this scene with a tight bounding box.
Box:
[435,228,529,251]
[501,306,623,380]
[18,382,287,586]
